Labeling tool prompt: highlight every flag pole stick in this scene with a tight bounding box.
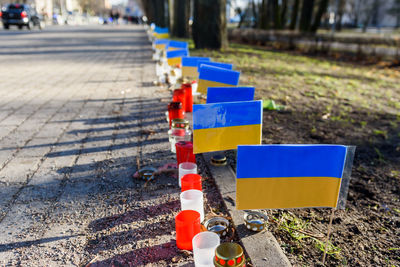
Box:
[322,208,335,265]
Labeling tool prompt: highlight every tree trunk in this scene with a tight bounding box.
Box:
[289,0,300,30]
[251,0,259,28]
[299,0,315,32]
[311,0,329,33]
[154,0,168,28]
[335,0,346,31]
[280,0,288,29]
[171,0,190,37]
[259,0,269,29]
[192,0,228,49]
[140,0,155,24]
[272,0,281,29]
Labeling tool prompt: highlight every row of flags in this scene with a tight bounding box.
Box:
[151,29,354,211]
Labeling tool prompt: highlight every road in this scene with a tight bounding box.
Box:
[0,25,189,266]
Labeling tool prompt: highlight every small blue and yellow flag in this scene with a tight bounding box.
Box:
[207,87,255,104]
[197,62,233,72]
[167,40,189,51]
[181,57,210,78]
[166,49,189,66]
[236,145,348,210]
[153,27,170,39]
[193,101,262,154]
[154,39,170,50]
[197,65,240,95]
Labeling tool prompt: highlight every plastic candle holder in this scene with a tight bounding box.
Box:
[175,210,201,250]
[192,231,220,267]
[180,189,204,222]
[181,174,202,192]
[178,162,197,187]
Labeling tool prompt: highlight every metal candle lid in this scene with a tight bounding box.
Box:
[168,101,182,110]
[203,217,230,237]
[171,118,189,129]
[243,211,268,232]
[137,166,157,181]
[211,154,227,166]
[214,243,245,267]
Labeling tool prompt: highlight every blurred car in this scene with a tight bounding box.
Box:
[0,4,44,30]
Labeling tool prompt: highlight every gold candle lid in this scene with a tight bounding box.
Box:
[211,154,227,166]
[214,243,245,267]
[171,118,189,129]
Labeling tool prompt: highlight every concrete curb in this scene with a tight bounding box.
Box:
[202,152,292,267]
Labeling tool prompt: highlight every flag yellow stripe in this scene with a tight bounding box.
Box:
[167,57,182,66]
[168,47,183,51]
[154,33,170,39]
[197,79,235,95]
[236,177,341,209]
[193,124,261,154]
[155,44,167,50]
[182,66,198,78]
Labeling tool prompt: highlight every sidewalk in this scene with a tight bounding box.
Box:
[0,25,194,266]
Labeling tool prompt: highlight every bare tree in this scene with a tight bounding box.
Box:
[388,0,400,28]
[311,0,329,32]
[192,0,228,49]
[289,0,300,30]
[335,0,346,31]
[299,0,315,32]
[171,0,190,37]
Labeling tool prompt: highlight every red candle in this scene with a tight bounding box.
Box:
[181,83,193,113]
[175,210,201,250]
[175,141,196,165]
[168,102,184,128]
[181,174,202,192]
[173,89,186,113]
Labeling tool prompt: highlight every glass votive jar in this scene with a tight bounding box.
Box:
[214,243,246,267]
[176,141,196,165]
[178,162,197,187]
[180,189,204,222]
[168,119,192,153]
[175,210,201,250]
[192,231,220,267]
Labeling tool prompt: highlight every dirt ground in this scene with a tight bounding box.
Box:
[192,44,400,266]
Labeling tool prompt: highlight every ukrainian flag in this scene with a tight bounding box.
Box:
[154,39,170,50]
[167,40,189,51]
[181,57,210,78]
[166,49,189,66]
[197,65,240,95]
[197,62,233,72]
[193,101,262,154]
[153,27,170,39]
[207,87,255,104]
[236,145,348,210]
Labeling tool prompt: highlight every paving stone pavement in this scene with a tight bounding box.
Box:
[0,25,192,266]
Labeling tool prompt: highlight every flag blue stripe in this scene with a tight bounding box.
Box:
[198,65,240,85]
[207,87,255,103]
[198,62,233,71]
[168,40,188,49]
[237,145,347,179]
[193,100,262,130]
[166,49,188,58]
[154,39,170,45]
[154,27,169,34]
[181,57,210,67]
